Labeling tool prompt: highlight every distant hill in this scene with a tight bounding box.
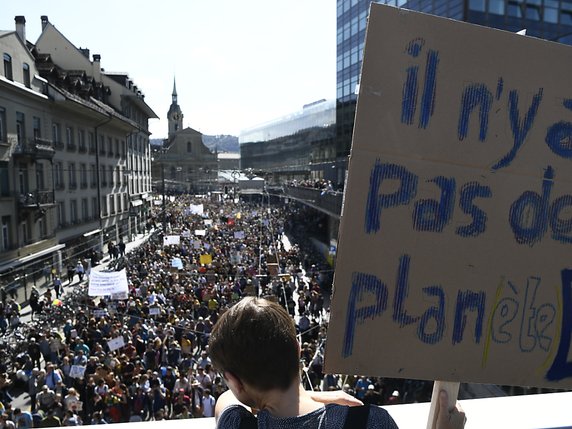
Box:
[150,135,239,153]
[202,135,239,153]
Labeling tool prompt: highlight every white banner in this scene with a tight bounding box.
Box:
[190,204,204,215]
[163,235,180,246]
[88,269,128,297]
[69,365,86,379]
[204,219,213,226]
[195,229,206,236]
[107,336,125,352]
[111,291,129,301]
[172,257,183,269]
[234,231,245,240]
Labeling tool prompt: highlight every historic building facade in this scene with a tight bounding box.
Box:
[151,81,217,194]
[0,16,157,300]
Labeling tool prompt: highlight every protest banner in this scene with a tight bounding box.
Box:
[195,229,206,236]
[200,254,213,265]
[181,230,191,238]
[88,269,128,297]
[324,3,572,391]
[149,307,161,316]
[204,219,213,226]
[93,309,107,318]
[172,257,183,270]
[69,365,86,379]
[111,291,128,301]
[190,203,204,215]
[234,231,245,239]
[107,336,125,352]
[163,235,180,246]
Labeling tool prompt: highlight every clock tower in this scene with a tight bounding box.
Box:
[167,77,183,140]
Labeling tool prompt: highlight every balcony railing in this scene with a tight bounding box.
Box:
[18,190,55,208]
[283,185,343,219]
[13,138,56,160]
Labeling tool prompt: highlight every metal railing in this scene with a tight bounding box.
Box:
[283,185,343,219]
[13,138,56,159]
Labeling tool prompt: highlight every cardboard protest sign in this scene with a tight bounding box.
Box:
[88,269,128,297]
[107,336,125,352]
[234,231,245,240]
[195,229,206,237]
[200,254,213,265]
[69,365,86,379]
[324,4,572,389]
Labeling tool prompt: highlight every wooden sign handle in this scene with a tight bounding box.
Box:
[426,380,460,429]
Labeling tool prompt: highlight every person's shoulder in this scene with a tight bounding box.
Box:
[326,404,399,429]
[217,405,256,429]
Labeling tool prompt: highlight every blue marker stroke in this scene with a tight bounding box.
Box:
[342,272,388,358]
[492,88,543,170]
[364,160,418,234]
[413,176,455,232]
[456,182,492,237]
[458,84,493,142]
[546,269,572,381]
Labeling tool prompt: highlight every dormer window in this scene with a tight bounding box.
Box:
[23,63,30,87]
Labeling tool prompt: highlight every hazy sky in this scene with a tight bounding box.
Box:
[1,0,336,139]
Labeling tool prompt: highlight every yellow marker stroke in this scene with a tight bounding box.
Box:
[482,277,505,368]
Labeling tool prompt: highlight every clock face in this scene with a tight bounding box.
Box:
[173,113,180,120]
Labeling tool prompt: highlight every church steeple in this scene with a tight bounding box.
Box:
[172,78,178,104]
[167,76,183,140]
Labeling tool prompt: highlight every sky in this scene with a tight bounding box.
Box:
[1,0,336,139]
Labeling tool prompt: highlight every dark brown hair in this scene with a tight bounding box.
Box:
[209,297,299,391]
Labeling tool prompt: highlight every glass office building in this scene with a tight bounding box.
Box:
[336,0,572,161]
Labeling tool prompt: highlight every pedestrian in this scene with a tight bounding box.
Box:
[118,240,126,257]
[75,262,85,283]
[53,277,62,299]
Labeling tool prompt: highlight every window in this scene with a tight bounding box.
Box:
[1,216,10,250]
[36,163,45,190]
[55,162,64,189]
[23,63,30,88]
[33,117,41,139]
[0,162,9,197]
[109,165,114,187]
[489,0,505,15]
[469,0,485,12]
[18,164,28,195]
[16,112,25,144]
[99,135,105,154]
[52,122,61,147]
[68,162,77,189]
[70,200,78,224]
[78,129,86,152]
[107,137,113,156]
[57,201,66,226]
[101,196,108,217]
[187,141,192,152]
[3,54,12,81]
[90,164,97,188]
[80,163,87,188]
[38,216,47,238]
[66,126,75,150]
[109,194,115,215]
[81,198,88,221]
[88,132,96,153]
[0,107,6,142]
[115,139,120,157]
[21,221,29,244]
[92,197,98,219]
[100,165,107,187]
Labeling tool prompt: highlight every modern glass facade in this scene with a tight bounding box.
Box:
[336,0,572,159]
[239,100,336,180]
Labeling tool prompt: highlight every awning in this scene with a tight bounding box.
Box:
[0,243,66,274]
[83,228,102,237]
[131,199,143,207]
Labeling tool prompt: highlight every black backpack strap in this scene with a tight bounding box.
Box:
[342,405,370,429]
[238,413,258,429]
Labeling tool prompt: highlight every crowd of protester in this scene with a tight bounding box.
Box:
[0,194,432,427]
